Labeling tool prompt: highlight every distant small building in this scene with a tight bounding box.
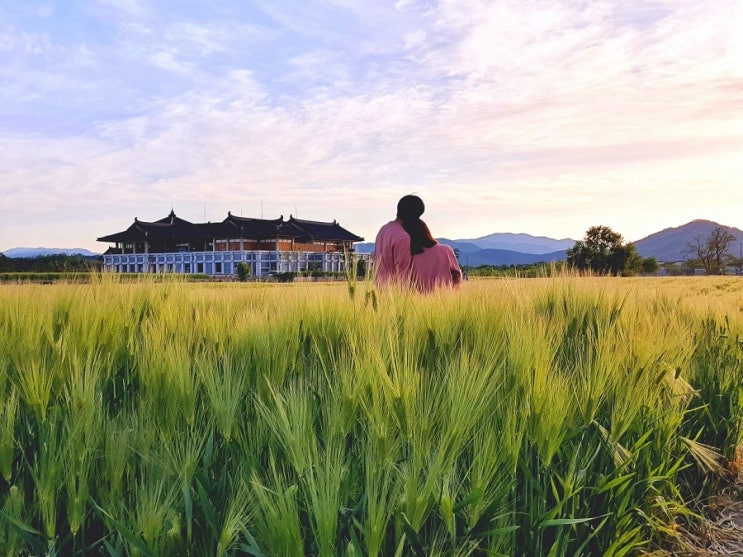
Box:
[97,210,364,277]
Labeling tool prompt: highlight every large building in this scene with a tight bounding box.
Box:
[97,210,364,277]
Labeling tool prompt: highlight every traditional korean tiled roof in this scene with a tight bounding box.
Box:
[97,210,200,243]
[97,211,364,244]
[221,213,288,238]
[287,216,364,242]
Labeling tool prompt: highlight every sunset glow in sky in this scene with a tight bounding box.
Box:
[2,0,742,252]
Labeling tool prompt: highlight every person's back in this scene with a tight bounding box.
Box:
[412,243,462,293]
[374,220,413,287]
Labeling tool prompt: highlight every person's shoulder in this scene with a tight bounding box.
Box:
[418,243,449,257]
[378,220,403,234]
[389,222,409,240]
[376,220,398,238]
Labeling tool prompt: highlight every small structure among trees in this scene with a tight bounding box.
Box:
[566,226,658,276]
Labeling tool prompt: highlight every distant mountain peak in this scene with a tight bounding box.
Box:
[459,232,577,254]
[2,247,100,258]
[635,219,743,262]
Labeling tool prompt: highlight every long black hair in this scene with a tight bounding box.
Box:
[397,195,437,255]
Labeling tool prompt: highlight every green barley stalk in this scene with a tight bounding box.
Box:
[195,352,247,443]
[249,453,304,554]
[0,387,18,482]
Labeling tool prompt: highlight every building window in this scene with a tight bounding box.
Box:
[215,262,222,274]
[197,263,204,274]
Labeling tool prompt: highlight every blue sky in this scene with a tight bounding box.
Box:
[2,0,742,252]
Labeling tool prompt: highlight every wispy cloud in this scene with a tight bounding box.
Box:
[1,0,742,250]
[95,0,149,17]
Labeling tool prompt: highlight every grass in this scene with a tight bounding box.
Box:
[0,274,741,555]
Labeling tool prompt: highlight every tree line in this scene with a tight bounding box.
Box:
[461,224,742,277]
[0,253,102,273]
[566,224,742,276]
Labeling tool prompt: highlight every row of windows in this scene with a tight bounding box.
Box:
[112,261,287,274]
[106,251,347,265]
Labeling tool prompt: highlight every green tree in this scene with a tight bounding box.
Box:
[641,256,659,274]
[566,226,647,276]
[567,226,622,275]
[236,261,251,282]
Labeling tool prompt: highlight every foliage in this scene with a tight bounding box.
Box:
[0,272,94,284]
[0,253,102,273]
[567,225,655,276]
[272,271,347,282]
[465,261,568,278]
[355,257,367,279]
[684,225,738,274]
[0,276,740,555]
[0,273,212,284]
[641,256,660,274]
[235,262,251,282]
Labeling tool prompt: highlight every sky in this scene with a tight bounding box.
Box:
[2,0,743,252]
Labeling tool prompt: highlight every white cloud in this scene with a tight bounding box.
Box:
[0,24,51,54]
[1,0,742,251]
[95,0,149,17]
[148,50,192,73]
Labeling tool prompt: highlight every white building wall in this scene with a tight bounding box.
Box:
[103,250,362,277]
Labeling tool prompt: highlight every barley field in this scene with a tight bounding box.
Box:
[0,275,741,556]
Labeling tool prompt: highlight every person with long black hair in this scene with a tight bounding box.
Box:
[374,195,461,292]
[406,216,462,293]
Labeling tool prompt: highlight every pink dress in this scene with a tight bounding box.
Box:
[374,220,413,287]
[411,244,462,293]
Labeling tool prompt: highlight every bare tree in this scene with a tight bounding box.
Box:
[683,234,713,274]
[708,226,737,270]
[684,226,737,274]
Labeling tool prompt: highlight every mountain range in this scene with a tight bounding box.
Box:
[1,247,100,258]
[4,220,743,266]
